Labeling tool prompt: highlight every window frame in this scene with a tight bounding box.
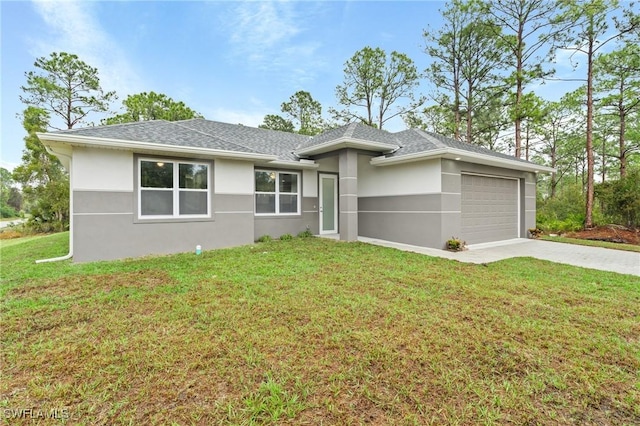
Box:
[137,157,211,220]
[254,169,301,216]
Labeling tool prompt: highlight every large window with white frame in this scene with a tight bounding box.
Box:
[255,170,300,215]
[138,158,210,219]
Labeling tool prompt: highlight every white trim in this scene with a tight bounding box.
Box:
[461,173,520,239]
[214,192,254,196]
[441,172,461,176]
[319,173,338,234]
[254,170,301,216]
[74,212,133,216]
[265,160,319,169]
[295,137,398,156]
[357,192,445,198]
[138,158,211,220]
[73,189,133,193]
[359,210,462,214]
[460,171,519,181]
[371,147,555,173]
[214,210,253,214]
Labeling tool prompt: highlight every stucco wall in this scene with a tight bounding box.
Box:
[358,155,444,247]
[358,157,537,249]
[71,150,255,262]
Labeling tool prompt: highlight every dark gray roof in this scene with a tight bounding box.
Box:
[49,118,534,166]
[177,119,309,161]
[297,122,400,149]
[53,120,257,154]
[390,129,532,164]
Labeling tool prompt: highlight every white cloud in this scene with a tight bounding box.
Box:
[219,1,327,86]
[29,0,142,110]
[227,1,301,60]
[205,107,266,128]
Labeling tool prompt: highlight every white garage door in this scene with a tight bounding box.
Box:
[461,174,519,244]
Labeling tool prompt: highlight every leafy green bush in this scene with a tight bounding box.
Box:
[537,182,587,232]
[446,237,466,252]
[595,168,640,228]
[0,204,18,218]
[297,229,314,238]
[279,233,294,241]
[256,235,272,243]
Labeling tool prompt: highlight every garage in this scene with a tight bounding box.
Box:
[461,174,519,244]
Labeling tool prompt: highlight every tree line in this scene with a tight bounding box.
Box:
[4,0,639,233]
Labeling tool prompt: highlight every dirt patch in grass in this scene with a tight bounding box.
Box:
[0,229,24,240]
[564,225,640,245]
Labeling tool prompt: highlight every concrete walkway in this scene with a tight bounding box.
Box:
[0,218,26,229]
[357,237,640,277]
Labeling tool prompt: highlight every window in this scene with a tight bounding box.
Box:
[139,159,210,218]
[255,170,300,215]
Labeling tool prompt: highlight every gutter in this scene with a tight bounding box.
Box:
[35,146,73,263]
[370,147,556,174]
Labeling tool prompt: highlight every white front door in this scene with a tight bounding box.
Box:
[319,174,338,234]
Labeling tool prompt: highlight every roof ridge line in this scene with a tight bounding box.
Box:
[344,122,358,139]
[414,128,448,149]
[172,120,266,154]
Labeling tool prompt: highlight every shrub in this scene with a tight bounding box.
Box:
[595,168,640,228]
[0,204,18,219]
[528,228,543,238]
[446,237,466,252]
[256,235,272,243]
[297,229,314,238]
[279,233,293,241]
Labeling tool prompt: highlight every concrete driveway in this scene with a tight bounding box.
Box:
[358,237,640,277]
[0,218,26,229]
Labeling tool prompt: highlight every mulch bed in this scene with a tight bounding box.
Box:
[563,225,640,245]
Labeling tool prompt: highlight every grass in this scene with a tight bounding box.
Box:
[540,235,640,253]
[1,233,639,425]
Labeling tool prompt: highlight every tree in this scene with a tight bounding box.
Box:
[403,103,457,138]
[0,168,22,218]
[593,43,640,178]
[480,0,567,158]
[20,52,116,130]
[533,97,585,198]
[12,107,69,231]
[281,91,325,135]
[558,0,639,228]
[259,114,295,133]
[103,91,202,125]
[595,167,640,227]
[331,46,424,129]
[424,0,509,144]
[17,52,111,231]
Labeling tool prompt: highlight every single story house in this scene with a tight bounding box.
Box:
[37,119,554,262]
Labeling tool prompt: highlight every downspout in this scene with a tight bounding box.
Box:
[36,146,73,263]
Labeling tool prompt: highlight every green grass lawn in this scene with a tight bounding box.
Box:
[540,235,640,253]
[1,233,639,425]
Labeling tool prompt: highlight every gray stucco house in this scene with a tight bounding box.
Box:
[38,119,553,262]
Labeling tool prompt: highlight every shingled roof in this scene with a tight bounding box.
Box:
[41,118,546,170]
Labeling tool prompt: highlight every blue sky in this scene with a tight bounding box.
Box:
[0,0,616,170]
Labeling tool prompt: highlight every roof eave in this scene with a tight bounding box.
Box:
[36,132,278,162]
[259,159,319,170]
[295,137,398,156]
[371,147,556,173]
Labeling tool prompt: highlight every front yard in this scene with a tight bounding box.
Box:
[1,233,638,425]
